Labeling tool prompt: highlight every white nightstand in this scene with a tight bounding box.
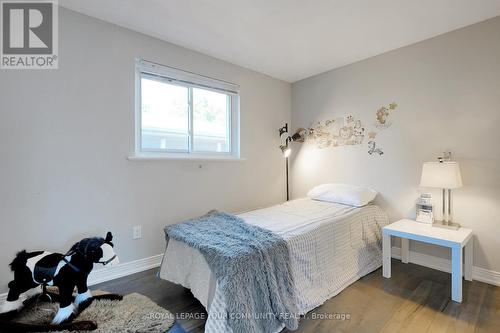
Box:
[382,219,473,303]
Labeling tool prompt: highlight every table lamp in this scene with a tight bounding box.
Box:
[419,157,463,230]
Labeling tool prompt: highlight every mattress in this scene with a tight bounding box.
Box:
[159,198,389,332]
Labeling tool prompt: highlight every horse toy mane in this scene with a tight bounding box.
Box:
[0,232,119,326]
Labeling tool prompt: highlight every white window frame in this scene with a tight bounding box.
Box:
[133,59,240,160]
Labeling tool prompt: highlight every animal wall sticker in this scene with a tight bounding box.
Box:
[367,132,383,155]
[303,102,398,156]
[368,102,398,154]
[375,102,398,129]
[307,116,365,149]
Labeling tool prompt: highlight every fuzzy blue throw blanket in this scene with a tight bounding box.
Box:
[165,211,298,333]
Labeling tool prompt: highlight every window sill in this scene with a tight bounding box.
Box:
[127,154,245,162]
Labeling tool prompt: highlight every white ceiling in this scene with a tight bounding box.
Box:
[60,0,500,82]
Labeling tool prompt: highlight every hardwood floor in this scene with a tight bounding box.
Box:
[94,260,500,333]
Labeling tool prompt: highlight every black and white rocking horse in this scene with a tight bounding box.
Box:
[0,232,120,327]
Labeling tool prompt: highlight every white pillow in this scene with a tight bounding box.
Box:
[307,183,377,207]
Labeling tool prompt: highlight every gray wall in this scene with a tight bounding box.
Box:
[0,9,291,292]
[291,17,500,272]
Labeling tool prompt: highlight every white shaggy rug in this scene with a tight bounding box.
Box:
[8,292,175,333]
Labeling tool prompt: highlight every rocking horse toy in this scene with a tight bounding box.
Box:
[0,232,122,332]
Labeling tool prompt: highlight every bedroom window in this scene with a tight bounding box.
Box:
[134,59,240,159]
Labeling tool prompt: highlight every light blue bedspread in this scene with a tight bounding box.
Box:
[165,210,299,333]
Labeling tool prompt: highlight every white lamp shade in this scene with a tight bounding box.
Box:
[420,161,463,189]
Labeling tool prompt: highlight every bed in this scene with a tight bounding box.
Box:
[159,197,389,332]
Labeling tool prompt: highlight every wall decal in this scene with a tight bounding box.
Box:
[375,102,398,129]
[307,115,365,149]
[368,141,383,155]
[367,132,384,155]
[302,102,397,155]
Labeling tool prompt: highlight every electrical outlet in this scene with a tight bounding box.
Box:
[133,225,142,240]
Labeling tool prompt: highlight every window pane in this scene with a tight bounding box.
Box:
[192,88,230,153]
[141,77,189,151]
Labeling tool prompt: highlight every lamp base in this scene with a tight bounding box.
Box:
[432,220,461,230]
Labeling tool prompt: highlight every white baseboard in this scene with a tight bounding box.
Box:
[87,254,163,286]
[473,266,500,287]
[0,254,163,306]
[391,246,500,287]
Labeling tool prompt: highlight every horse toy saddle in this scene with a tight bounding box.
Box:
[33,253,65,285]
